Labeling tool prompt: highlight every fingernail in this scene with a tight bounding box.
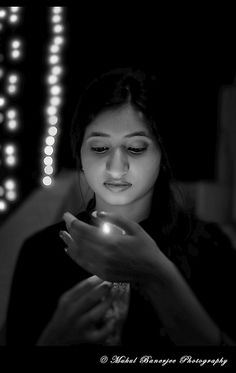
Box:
[63,212,76,229]
[91,210,98,218]
[59,231,66,240]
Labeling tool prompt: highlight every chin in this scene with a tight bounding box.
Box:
[100,193,134,206]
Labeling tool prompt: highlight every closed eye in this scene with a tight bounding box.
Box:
[91,146,109,153]
[128,147,147,154]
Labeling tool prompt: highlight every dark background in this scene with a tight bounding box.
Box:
[1,6,236,222]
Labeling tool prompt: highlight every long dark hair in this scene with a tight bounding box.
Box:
[70,67,190,245]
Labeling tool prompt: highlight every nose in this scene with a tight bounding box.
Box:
[106,147,129,178]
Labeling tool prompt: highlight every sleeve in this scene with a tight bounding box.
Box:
[5,235,61,345]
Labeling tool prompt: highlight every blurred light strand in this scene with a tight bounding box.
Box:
[41,7,66,187]
[0,7,24,214]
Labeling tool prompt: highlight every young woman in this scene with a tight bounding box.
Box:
[6,68,236,346]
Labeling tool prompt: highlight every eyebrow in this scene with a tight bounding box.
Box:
[86,131,152,139]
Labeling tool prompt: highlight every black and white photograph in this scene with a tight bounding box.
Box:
[0,5,236,369]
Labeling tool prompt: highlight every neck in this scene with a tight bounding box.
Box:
[95,193,153,223]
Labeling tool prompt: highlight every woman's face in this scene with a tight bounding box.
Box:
[80,105,161,208]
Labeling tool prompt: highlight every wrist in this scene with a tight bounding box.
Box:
[138,250,177,295]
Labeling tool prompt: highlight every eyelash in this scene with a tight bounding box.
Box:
[91,146,147,154]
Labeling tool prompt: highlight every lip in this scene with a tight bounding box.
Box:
[104,182,132,192]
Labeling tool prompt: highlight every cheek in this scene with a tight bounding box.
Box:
[133,154,161,183]
[82,155,105,184]
[81,148,103,172]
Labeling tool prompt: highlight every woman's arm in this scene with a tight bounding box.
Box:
[62,211,236,346]
[139,256,222,345]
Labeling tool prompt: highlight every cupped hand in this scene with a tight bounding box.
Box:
[60,211,171,284]
[37,275,115,346]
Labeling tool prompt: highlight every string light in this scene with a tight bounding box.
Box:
[0,7,23,214]
[41,7,66,187]
[0,95,7,107]
[0,200,7,212]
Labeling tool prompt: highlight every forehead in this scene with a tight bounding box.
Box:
[84,105,152,138]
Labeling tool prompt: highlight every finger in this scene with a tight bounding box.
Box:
[95,211,139,235]
[76,281,113,314]
[60,275,103,304]
[63,211,77,230]
[80,294,113,326]
[59,230,82,263]
[59,230,73,246]
[88,318,116,343]
[63,212,99,239]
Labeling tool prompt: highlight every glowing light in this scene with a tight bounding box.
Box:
[102,222,112,234]
[7,119,18,130]
[11,39,21,48]
[50,43,60,53]
[1,9,24,213]
[9,14,19,23]
[10,7,20,12]
[0,9,7,18]
[45,136,55,146]
[46,105,57,116]
[52,15,62,23]
[50,96,61,106]
[8,74,18,83]
[52,7,63,14]
[4,179,16,190]
[49,55,59,64]
[0,200,7,212]
[6,155,16,166]
[48,126,57,136]
[50,85,61,95]
[43,156,53,166]
[11,50,21,59]
[41,6,65,187]
[6,109,17,119]
[0,113,4,123]
[44,146,53,155]
[53,36,64,45]
[7,85,17,94]
[51,65,62,75]
[53,24,63,33]
[43,176,52,186]
[0,96,6,107]
[4,144,15,155]
[6,190,17,201]
[47,74,58,84]
[48,115,58,125]
[44,165,53,175]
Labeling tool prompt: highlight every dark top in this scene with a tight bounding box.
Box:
[5,209,236,346]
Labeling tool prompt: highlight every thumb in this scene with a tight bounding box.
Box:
[94,210,140,235]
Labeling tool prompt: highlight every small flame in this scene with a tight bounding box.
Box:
[102,222,111,234]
